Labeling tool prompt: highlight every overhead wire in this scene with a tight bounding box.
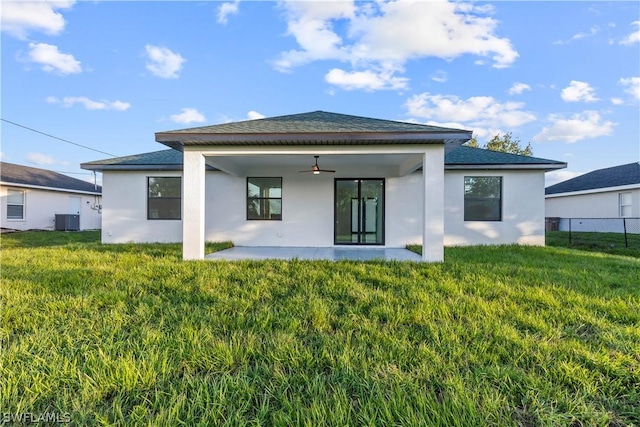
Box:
[1,118,118,157]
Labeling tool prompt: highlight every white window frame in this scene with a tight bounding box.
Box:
[6,189,26,220]
[619,192,632,217]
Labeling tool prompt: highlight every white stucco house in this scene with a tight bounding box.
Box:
[545,162,640,231]
[82,111,566,261]
[1,161,102,231]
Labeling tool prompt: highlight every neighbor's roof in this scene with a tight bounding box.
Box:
[545,162,640,195]
[82,147,566,172]
[155,110,473,149]
[1,162,101,194]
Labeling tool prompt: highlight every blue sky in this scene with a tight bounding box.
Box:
[1,0,639,186]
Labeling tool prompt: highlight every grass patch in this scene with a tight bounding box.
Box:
[547,231,640,259]
[2,231,639,425]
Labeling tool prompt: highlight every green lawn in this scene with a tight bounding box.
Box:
[1,231,639,426]
[546,231,640,259]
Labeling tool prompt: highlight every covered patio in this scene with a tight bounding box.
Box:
[205,246,422,261]
[154,111,473,262]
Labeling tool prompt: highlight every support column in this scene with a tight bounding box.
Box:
[422,147,445,262]
[183,150,206,260]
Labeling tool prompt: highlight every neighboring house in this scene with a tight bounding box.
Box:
[545,162,640,231]
[82,111,565,261]
[1,162,102,231]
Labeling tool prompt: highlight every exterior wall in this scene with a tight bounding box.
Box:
[0,184,101,231]
[545,188,640,219]
[443,170,547,246]
[101,166,547,247]
[101,171,183,243]
[204,166,422,248]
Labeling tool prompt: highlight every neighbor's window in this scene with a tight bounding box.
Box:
[247,177,282,220]
[619,192,632,217]
[6,189,25,220]
[464,176,502,221]
[148,177,181,220]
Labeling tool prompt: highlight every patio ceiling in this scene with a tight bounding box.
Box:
[203,153,426,177]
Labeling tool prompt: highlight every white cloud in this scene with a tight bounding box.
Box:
[348,1,518,68]
[431,70,448,83]
[325,66,408,91]
[26,152,56,166]
[553,26,599,45]
[217,1,239,25]
[1,1,74,39]
[620,21,640,45]
[274,1,353,71]
[145,45,185,79]
[406,92,536,131]
[561,80,598,102]
[246,111,265,120]
[47,96,130,111]
[533,111,616,143]
[545,170,584,187]
[509,82,531,95]
[28,42,81,75]
[274,1,517,90]
[610,97,624,105]
[619,77,640,101]
[170,108,206,124]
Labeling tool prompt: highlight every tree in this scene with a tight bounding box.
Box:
[465,137,479,148]
[464,132,533,156]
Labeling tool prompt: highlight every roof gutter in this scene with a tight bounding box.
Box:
[0,181,102,195]
[155,130,473,146]
[446,162,567,171]
[545,183,640,198]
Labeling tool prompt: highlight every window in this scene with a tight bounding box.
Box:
[148,177,181,220]
[6,189,25,220]
[464,176,502,221]
[620,192,632,217]
[247,177,282,220]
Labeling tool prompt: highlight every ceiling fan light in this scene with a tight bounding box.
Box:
[313,170,320,175]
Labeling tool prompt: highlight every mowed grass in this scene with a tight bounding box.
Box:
[1,232,639,426]
[547,231,640,259]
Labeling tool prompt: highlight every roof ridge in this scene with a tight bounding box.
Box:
[157,110,472,134]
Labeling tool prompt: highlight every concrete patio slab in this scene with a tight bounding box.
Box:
[205,246,422,262]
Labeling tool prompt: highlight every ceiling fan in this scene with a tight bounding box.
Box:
[298,155,335,174]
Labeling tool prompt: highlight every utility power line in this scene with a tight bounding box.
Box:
[1,118,118,157]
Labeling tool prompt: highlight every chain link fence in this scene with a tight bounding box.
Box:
[546,217,640,248]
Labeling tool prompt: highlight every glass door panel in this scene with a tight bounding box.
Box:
[360,180,384,244]
[335,179,384,245]
[335,180,359,244]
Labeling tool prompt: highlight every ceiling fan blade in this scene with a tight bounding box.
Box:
[298,156,335,174]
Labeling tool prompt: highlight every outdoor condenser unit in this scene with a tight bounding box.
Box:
[55,214,80,231]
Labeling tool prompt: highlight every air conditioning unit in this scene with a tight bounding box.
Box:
[55,214,80,231]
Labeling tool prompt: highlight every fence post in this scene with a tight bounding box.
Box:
[569,218,572,245]
[623,218,628,248]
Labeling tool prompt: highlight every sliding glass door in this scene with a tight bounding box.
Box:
[335,179,384,245]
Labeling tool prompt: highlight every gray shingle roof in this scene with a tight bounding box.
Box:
[82,150,184,170]
[545,162,640,195]
[445,146,566,168]
[159,110,470,134]
[82,147,565,172]
[1,162,101,194]
[155,111,473,149]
